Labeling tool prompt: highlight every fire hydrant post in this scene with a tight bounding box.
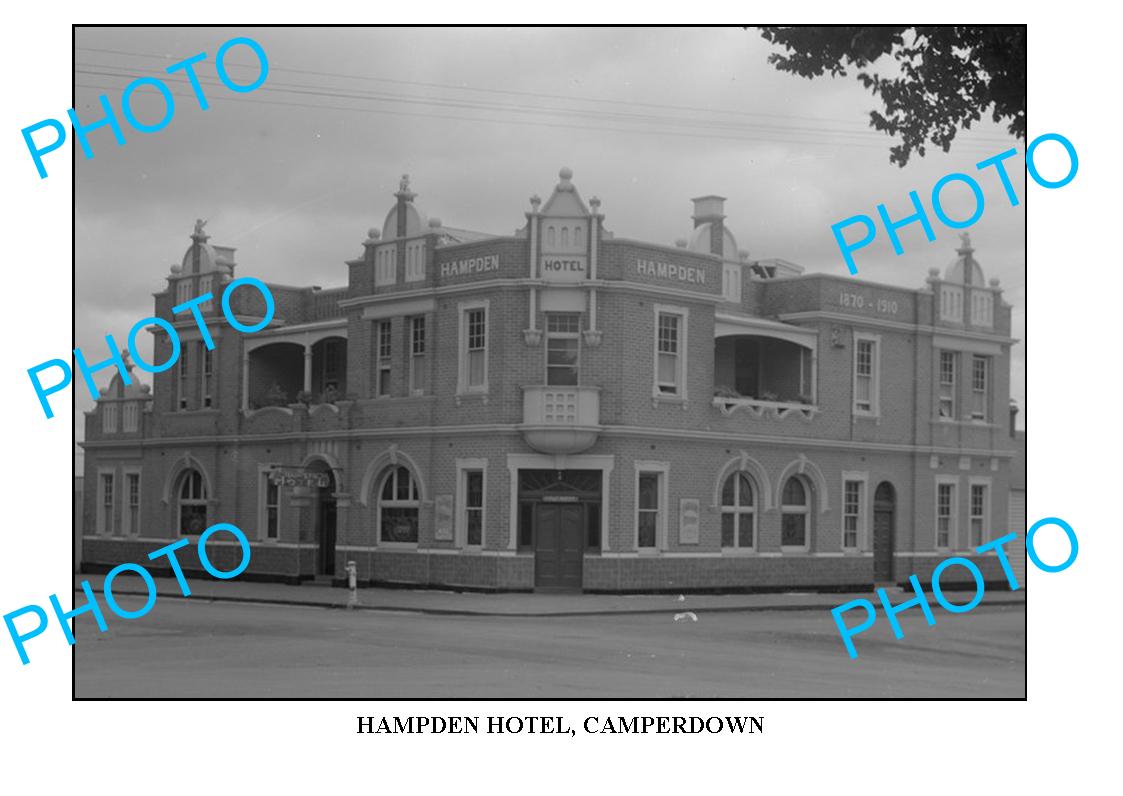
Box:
[345,560,358,609]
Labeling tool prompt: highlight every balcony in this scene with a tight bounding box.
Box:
[713,328,817,422]
[520,385,601,454]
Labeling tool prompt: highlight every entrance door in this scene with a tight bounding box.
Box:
[873,482,895,582]
[316,485,337,577]
[534,503,584,591]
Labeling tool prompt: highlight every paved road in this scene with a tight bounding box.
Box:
[75,599,1025,698]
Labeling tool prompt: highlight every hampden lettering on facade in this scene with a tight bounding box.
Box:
[80,168,1017,592]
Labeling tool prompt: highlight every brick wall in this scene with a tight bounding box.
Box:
[81,199,1017,594]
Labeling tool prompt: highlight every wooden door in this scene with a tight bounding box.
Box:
[873,482,895,582]
[534,503,584,591]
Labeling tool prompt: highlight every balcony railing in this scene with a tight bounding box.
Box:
[520,385,601,454]
[713,394,819,421]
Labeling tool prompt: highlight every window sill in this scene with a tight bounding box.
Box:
[455,391,489,406]
[358,395,434,406]
[651,393,686,409]
[636,547,662,556]
[780,546,811,554]
[375,542,420,551]
[931,418,999,429]
[721,547,758,556]
[852,411,880,422]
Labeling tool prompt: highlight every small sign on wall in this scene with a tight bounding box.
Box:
[679,498,700,544]
[435,494,454,540]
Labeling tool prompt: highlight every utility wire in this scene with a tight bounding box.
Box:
[74,79,1005,154]
[77,62,1014,147]
[75,44,1018,144]
[79,63,989,145]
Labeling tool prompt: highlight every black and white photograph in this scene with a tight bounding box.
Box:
[68,25,1029,699]
[12,6,1123,793]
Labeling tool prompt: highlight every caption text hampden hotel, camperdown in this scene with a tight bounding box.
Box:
[358,716,764,736]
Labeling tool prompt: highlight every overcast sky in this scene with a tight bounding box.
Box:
[74,26,1026,455]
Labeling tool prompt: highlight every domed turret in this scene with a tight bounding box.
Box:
[381,174,429,240]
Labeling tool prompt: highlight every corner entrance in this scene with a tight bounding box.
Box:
[535,503,584,590]
[873,481,896,583]
[518,469,601,592]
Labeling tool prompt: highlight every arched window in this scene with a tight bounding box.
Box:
[781,476,810,550]
[546,225,556,247]
[574,225,584,247]
[561,226,570,247]
[178,468,208,536]
[378,466,419,543]
[720,472,755,549]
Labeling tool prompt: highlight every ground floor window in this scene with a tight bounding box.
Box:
[936,481,956,549]
[518,501,534,550]
[125,472,140,536]
[178,468,208,535]
[636,471,662,549]
[260,470,281,541]
[843,480,863,550]
[720,471,755,549]
[464,469,483,546]
[100,472,115,536]
[379,466,419,543]
[781,476,810,550]
[585,502,601,550]
[969,482,988,548]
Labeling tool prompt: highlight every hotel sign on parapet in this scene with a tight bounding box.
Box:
[540,254,587,283]
[440,255,500,278]
[635,258,706,285]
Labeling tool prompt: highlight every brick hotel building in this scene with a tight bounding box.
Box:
[81,169,1018,592]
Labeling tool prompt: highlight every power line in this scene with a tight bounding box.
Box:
[78,63,973,145]
[74,44,1018,143]
[74,79,1005,155]
[74,62,1013,152]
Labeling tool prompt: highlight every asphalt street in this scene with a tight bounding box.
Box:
[74,598,1025,698]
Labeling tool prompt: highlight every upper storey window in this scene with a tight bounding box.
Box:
[971,355,990,422]
[938,350,957,419]
[458,301,489,395]
[654,306,687,399]
[545,313,580,386]
[852,334,880,417]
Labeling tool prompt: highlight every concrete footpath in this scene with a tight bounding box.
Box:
[74,573,1026,617]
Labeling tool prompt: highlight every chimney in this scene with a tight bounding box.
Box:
[692,195,726,257]
[1008,399,1019,437]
